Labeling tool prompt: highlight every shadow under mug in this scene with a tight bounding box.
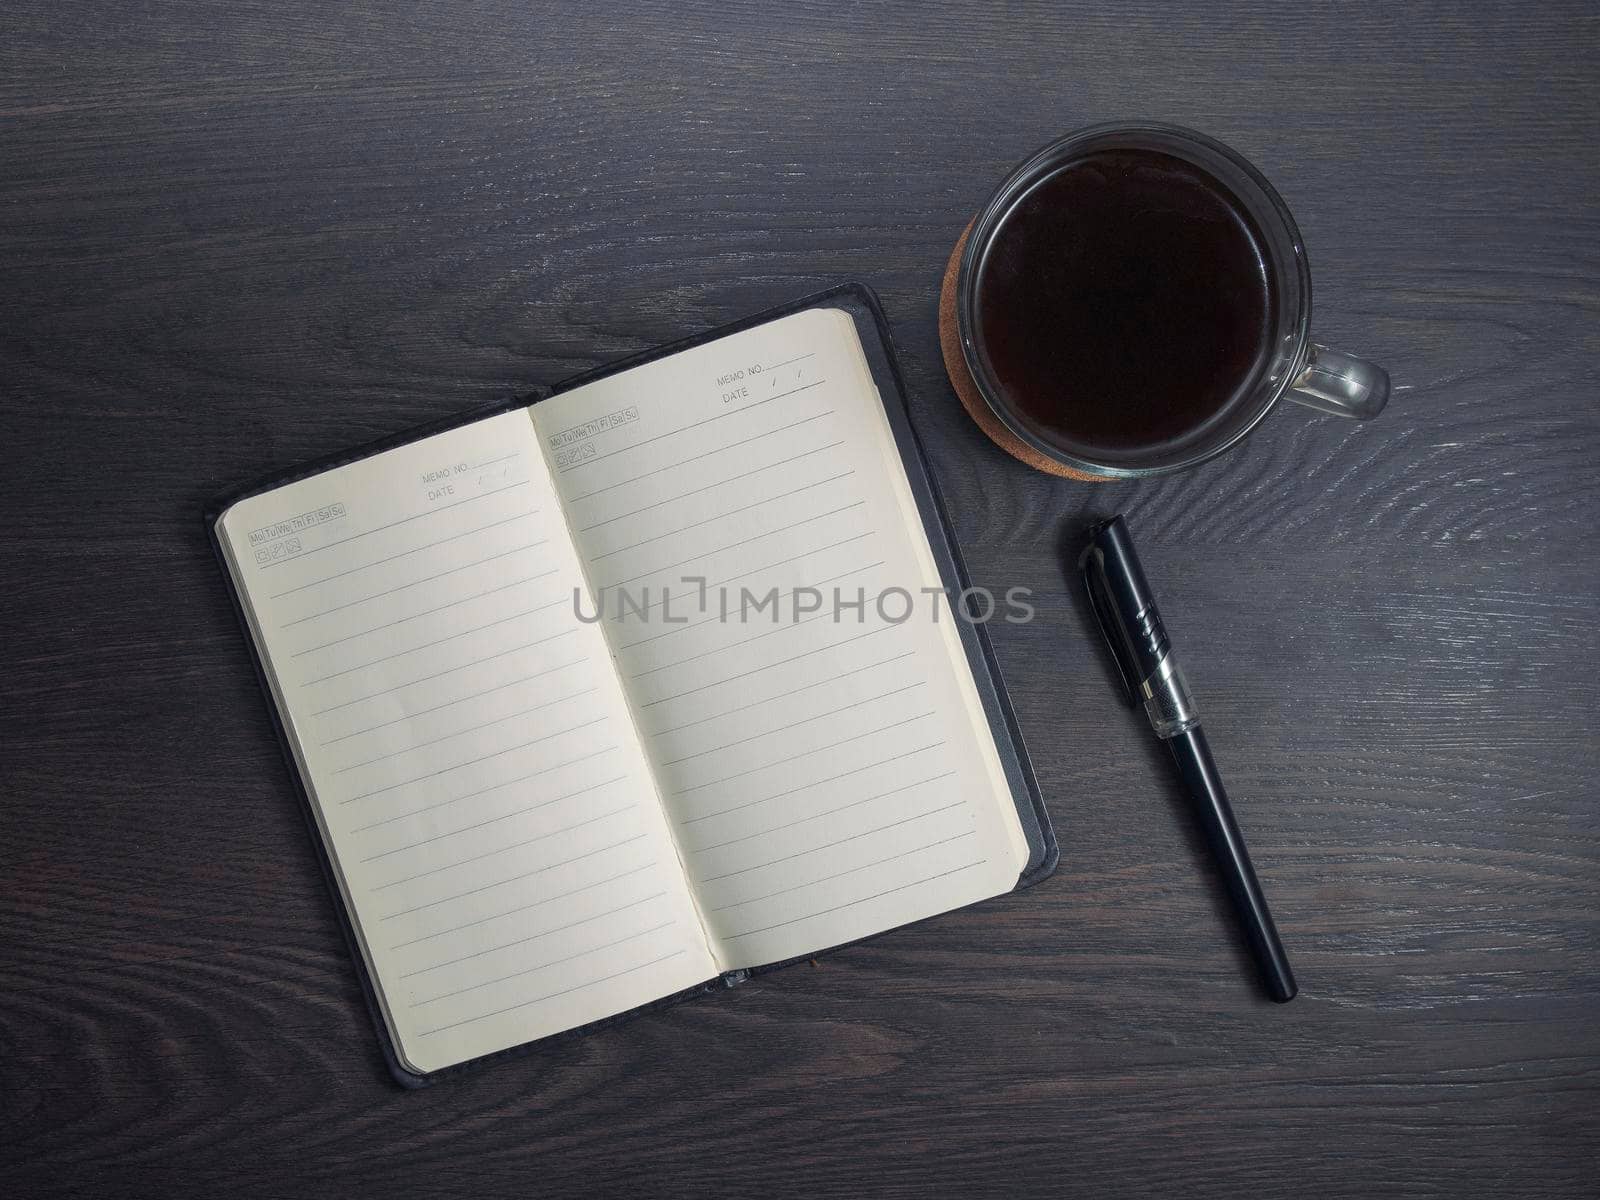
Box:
[955,123,1391,479]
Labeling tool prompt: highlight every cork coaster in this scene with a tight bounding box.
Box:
[938,224,1112,482]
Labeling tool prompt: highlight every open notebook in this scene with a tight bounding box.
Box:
[210,287,1054,1084]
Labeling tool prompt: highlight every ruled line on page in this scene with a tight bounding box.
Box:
[280,540,548,628]
[373,805,635,891]
[340,715,610,804]
[668,711,937,797]
[695,802,967,885]
[610,534,878,625]
[414,949,688,1037]
[330,687,599,773]
[638,621,902,707]
[681,742,947,826]
[576,440,846,532]
[621,563,889,679]
[349,745,621,833]
[567,411,836,503]
[528,590,586,615]
[381,832,650,920]
[302,614,576,688]
[269,510,535,599]
[362,775,632,862]
[599,502,866,590]
[401,895,669,980]
[411,920,677,1006]
[623,607,836,681]
[472,452,521,470]
[308,643,585,720]
[259,480,533,566]
[617,560,883,652]
[371,808,627,890]
[657,682,926,768]
[291,572,558,657]
[389,861,656,950]
[690,773,959,854]
[586,471,854,563]
[721,861,987,940]
[556,380,826,474]
[648,652,913,736]
[707,831,977,913]
[762,352,816,372]
[319,658,589,745]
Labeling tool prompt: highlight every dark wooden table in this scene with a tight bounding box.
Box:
[4,3,1596,1196]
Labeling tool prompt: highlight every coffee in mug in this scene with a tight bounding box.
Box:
[951,124,1390,479]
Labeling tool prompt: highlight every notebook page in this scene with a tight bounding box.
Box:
[215,411,715,1074]
[532,309,1030,971]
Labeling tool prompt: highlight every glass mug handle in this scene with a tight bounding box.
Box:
[1285,344,1391,419]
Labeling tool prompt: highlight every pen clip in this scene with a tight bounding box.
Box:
[1079,544,1141,708]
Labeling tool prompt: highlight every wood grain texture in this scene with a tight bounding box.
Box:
[2,1,1597,1197]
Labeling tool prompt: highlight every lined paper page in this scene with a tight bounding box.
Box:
[215,411,715,1074]
[532,309,1030,970]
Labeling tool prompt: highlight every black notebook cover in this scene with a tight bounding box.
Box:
[207,282,1057,1086]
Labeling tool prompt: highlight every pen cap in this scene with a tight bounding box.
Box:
[1080,513,1170,684]
[1080,515,1199,737]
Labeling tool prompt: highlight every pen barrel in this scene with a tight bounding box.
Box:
[1167,727,1298,1003]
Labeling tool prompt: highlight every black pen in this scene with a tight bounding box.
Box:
[1079,515,1297,1003]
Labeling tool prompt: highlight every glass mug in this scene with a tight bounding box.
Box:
[955,122,1390,479]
